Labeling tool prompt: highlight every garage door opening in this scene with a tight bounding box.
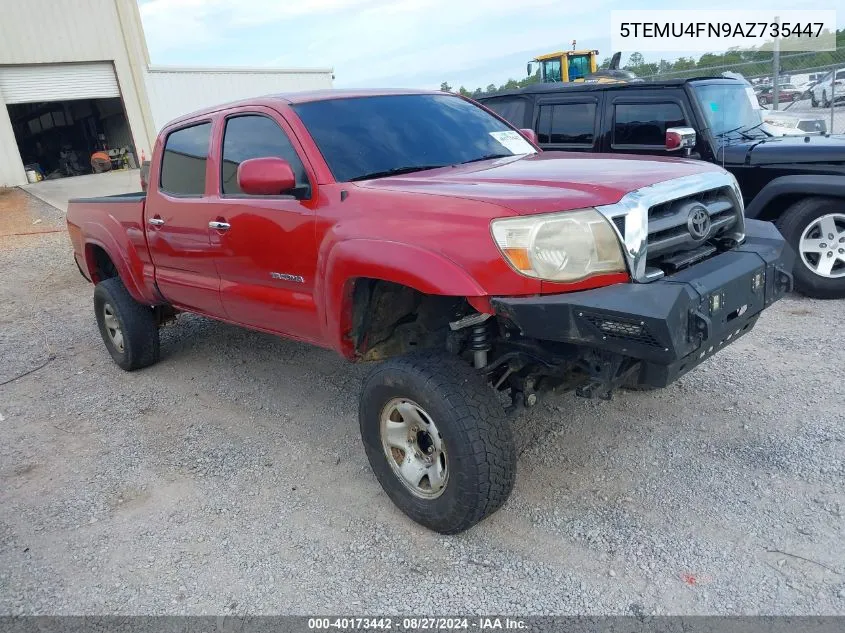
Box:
[7,97,137,181]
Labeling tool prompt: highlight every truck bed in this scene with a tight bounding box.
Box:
[66,193,157,304]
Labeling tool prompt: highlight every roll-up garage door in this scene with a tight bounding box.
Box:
[0,62,120,104]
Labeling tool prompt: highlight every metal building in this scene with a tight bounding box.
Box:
[0,0,333,187]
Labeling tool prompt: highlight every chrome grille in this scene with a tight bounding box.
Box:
[646,187,740,260]
[596,172,746,283]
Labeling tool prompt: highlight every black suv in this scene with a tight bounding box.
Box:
[479,78,845,299]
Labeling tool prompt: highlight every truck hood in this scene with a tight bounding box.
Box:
[720,134,845,166]
[354,152,727,215]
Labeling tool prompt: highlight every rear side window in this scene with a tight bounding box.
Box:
[613,103,685,146]
[160,123,211,195]
[483,98,528,127]
[221,115,310,197]
[537,103,596,145]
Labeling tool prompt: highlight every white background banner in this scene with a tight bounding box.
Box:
[611,10,837,52]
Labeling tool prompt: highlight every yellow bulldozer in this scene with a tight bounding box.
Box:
[527,47,635,84]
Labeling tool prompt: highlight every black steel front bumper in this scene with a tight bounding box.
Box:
[491,220,794,388]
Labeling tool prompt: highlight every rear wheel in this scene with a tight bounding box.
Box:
[359,353,516,534]
[811,93,818,107]
[777,198,845,299]
[94,277,160,370]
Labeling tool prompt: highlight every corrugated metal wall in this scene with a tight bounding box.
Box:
[145,68,334,132]
[0,0,156,186]
[0,0,128,64]
[0,0,334,187]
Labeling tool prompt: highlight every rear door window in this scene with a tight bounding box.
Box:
[160,122,211,196]
[613,103,685,147]
[537,102,597,145]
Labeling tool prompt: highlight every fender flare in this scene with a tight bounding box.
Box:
[317,239,486,357]
[745,175,845,220]
[81,231,148,304]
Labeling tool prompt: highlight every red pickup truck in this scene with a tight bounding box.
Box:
[67,89,793,533]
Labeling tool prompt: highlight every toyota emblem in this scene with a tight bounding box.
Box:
[687,205,711,240]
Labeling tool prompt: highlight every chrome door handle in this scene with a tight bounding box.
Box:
[208,221,231,231]
[148,217,165,226]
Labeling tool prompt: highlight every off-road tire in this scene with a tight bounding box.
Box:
[359,353,516,534]
[777,197,845,300]
[94,277,160,370]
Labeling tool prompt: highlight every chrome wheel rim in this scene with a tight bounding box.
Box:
[799,213,845,278]
[102,303,124,352]
[379,398,448,499]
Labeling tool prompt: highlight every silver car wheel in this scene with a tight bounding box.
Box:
[379,398,448,499]
[799,213,845,278]
[102,303,125,352]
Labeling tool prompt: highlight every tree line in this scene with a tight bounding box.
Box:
[440,71,541,98]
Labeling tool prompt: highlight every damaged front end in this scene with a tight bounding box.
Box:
[483,219,794,405]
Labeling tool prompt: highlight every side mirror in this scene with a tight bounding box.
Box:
[519,128,538,144]
[237,157,296,195]
[526,62,532,77]
[665,126,696,154]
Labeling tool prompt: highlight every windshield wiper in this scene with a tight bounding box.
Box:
[736,121,769,137]
[457,153,513,165]
[716,124,754,141]
[349,165,447,181]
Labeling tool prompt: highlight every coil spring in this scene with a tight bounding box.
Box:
[469,323,491,352]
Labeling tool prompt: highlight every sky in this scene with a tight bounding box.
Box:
[137,0,842,91]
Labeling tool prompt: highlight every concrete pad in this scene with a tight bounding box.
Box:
[20,169,141,212]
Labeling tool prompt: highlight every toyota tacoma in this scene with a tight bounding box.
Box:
[66,89,793,533]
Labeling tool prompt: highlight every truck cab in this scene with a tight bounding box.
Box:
[528,49,598,83]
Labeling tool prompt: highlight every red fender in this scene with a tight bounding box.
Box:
[318,239,487,358]
[78,224,158,304]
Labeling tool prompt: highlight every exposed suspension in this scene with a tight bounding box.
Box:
[469,323,491,369]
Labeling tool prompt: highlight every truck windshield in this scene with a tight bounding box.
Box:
[692,82,768,140]
[293,94,536,182]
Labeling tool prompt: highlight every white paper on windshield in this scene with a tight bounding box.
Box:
[745,86,761,110]
[489,131,537,155]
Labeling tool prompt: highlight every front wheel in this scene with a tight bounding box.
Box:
[359,353,516,534]
[822,90,830,108]
[777,198,845,299]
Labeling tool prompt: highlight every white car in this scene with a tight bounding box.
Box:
[760,110,827,136]
[811,69,845,108]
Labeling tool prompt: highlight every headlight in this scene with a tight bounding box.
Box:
[491,208,626,282]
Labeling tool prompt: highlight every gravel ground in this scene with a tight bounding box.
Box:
[0,191,843,616]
